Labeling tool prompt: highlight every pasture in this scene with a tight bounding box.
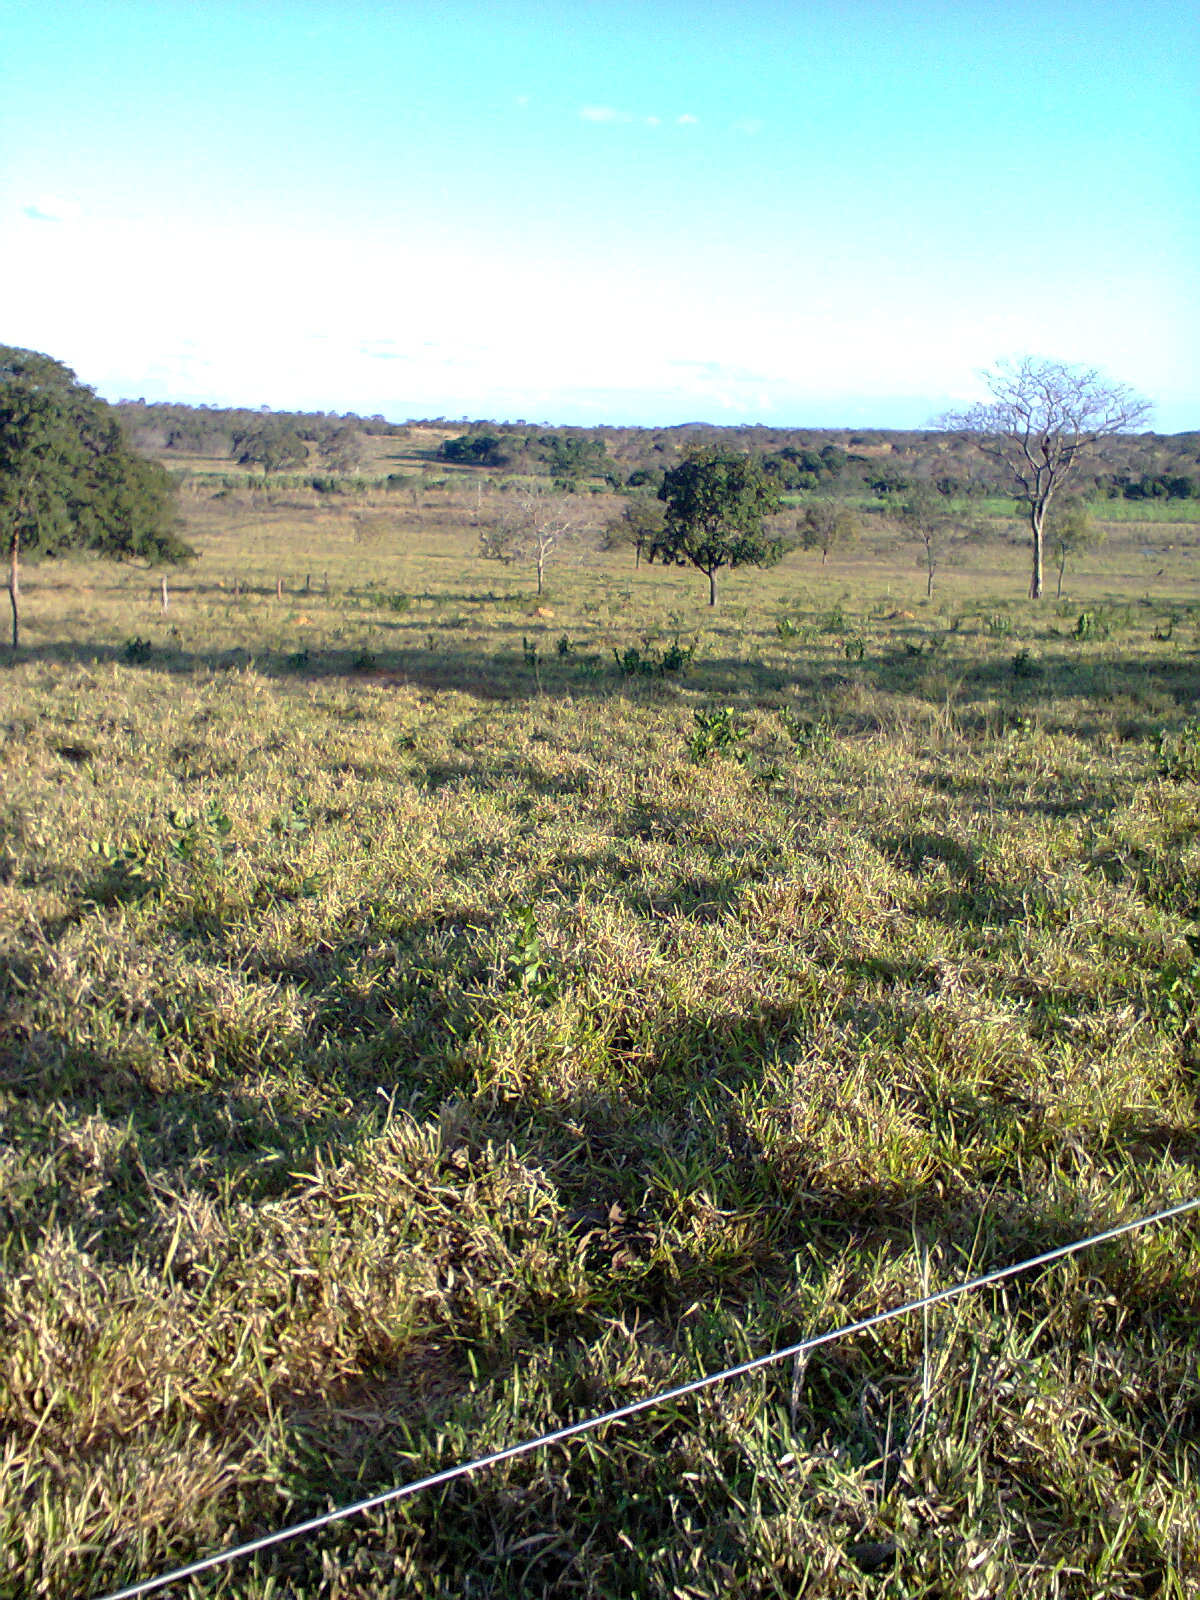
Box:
[3,480,1200,1597]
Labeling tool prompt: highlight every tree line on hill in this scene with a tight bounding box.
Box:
[114,400,1200,505]
[1,348,1186,647]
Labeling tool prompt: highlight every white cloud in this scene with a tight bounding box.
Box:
[579,106,662,127]
[676,113,699,126]
[733,118,764,135]
[0,208,1185,426]
[23,195,82,223]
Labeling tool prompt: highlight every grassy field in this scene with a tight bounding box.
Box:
[3,481,1200,1598]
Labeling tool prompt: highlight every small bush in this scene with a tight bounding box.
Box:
[1011,649,1040,679]
[779,708,833,751]
[1157,722,1200,780]
[613,639,697,677]
[688,707,745,763]
[504,904,559,1000]
[1075,610,1106,640]
[168,801,232,868]
[351,649,378,672]
[122,636,153,664]
[84,839,162,904]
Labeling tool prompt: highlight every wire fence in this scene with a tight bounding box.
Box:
[94,1195,1200,1600]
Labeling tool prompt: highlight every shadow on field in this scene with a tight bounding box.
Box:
[4,628,1198,730]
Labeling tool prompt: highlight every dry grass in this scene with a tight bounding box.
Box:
[2,480,1200,1597]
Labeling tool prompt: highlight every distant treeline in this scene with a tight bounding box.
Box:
[117,400,1200,501]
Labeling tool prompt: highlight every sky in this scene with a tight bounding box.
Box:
[1,0,1197,429]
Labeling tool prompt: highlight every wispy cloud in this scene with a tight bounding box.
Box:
[676,113,699,126]
[579,106,664,128]
[23,195,82,223]
[733,117,764,135]
[358,340,408,361]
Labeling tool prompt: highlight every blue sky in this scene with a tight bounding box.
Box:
[2,0,1196,427]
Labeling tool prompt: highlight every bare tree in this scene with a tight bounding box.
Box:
[936,359,1150,598]
[480,489,594,595]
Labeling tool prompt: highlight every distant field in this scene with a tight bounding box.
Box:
[3,478,1200,1597]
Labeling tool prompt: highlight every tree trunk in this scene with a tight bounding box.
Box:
[926,563,934,598]
[708,568,717,606]
[1029,505,1045,599]
[634,543,641,569]
[8,533,19,651]
[536,558,544,595]
[1056,562,1065,600]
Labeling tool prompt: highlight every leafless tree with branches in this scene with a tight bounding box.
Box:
[479,489,595,595]
[936,358,1150,598]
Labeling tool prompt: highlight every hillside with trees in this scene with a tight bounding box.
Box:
[115,399,1200,503]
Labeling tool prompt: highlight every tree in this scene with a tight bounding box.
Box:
[936,358,1150,598]
[650,448,783,606]
[604,493,664,568]
[323,426,368,474]
[799,497,859,565]
[0,346,192,649]
[895,484,970,598]
[547,434,605,490]
[1047,500,1104,599]
[440,433,508,468]
[233,423,307,475]
[480,489,593,595]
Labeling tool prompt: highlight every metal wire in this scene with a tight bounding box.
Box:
[93,1195,1200,1600]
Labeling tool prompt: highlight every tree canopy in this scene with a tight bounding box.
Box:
[0,345,192,647]
[650,448,783,605]
[232,422,308,475]
[798,497,859,566]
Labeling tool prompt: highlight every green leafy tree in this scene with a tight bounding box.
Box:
[936,358,1149,598]
[1,346,192,649]
[895,484,971,597]
[547,434,605,490]
[799,497,859,566]
[441,433,508,468]
[604,493,665,568]
[322,426,368,474]
[233,423,307,475]
[650,448,783,606]
[1047,501,1104,598]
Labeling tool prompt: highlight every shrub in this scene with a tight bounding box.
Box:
[1156,723,1200,780]
[688,707,745,762]
[122,636,153,663]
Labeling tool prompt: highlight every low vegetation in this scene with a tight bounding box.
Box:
[1,455,1199,1597]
